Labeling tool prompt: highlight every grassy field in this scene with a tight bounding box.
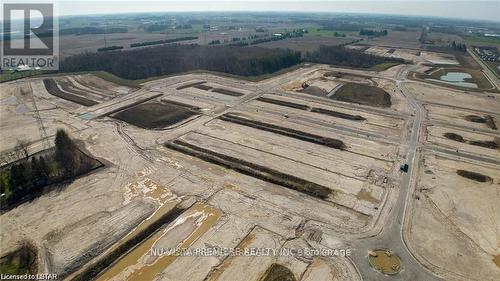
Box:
[0,70,45,83]
[90,71,143,88]
[0,245,37,275]
[464,35,500,46]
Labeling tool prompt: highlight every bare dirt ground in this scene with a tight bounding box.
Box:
[405,82,500,113]
[425,125,500,159]
[0,65,404,280]
[402,57,500,280]
[424,104,499,132]
[364,46,421,62]
[405,153,500,281]
[1,54,498,281]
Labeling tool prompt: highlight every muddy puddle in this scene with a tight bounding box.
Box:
[123,177,176,206]
[96,203,221,281]
[1,95,17,105]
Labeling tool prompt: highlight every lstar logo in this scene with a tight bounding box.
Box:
[1,2,59,70]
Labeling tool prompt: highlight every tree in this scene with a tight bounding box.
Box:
[14,140,30,161]
[0,172,10,196]
[31,157,39,180]
[54,129,80,177]
[9,163,27,200]
[38,156,50,178]
[30,157,48,187]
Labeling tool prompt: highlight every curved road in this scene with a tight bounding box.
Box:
[348,64,442,280]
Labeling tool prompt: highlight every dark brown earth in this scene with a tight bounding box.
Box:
[331,83,391,108]
[112,101,198,129]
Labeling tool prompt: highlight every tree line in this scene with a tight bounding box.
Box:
[0,130,98,208]
[97,46,124,52]
[60,44,302,79]
[130,36,198,48]
[304,45,404,68]
[359,29,388,37]
[450,41,467,52]
[60,42,404,80]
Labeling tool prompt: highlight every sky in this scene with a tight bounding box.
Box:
[2,0,500,22]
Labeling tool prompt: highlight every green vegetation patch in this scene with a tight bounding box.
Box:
[130,36,198,48]
[0,244,37,275]
[90,71,142,88]
[332,83,392,108]
[304,45,404,69]
[0,70,45,83]
[464,35,500,45]
[0,130,102,210]
[60,45,301,80]
[112,101,199,129]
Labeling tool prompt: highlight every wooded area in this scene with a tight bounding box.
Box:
[60,44,302,79]
[0,130,101,209]
[304,45,405,68]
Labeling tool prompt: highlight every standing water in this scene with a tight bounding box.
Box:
[429,72,478,88]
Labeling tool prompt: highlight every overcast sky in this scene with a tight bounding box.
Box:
[3,1,500,22]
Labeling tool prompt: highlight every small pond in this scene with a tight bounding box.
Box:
[428,72,478,88]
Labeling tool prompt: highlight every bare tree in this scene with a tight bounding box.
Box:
[15,139,30,160]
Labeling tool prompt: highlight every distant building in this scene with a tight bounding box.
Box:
[15,65,32,72]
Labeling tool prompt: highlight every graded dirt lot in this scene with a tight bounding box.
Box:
[364,46,421,62]
[406,153,500,281]
[424,104,499,132]
[419,51,459,65]
[404,82,500,113]
[1,54,497,281]
[0,66,404,280]
[401,54,500,280]
[425,125,500,159]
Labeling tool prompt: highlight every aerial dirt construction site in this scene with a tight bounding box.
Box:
[1,49,499,281]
